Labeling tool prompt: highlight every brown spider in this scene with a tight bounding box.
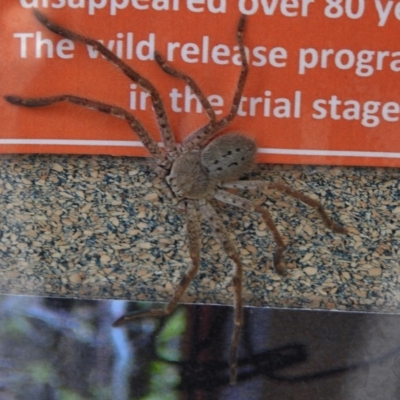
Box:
[5,10,346,385]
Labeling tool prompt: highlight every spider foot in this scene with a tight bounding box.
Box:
[4,95,24,105]
[330,222,347,235]
[273,247,287,275]
[112,309,166,327]
[4,95,59,108]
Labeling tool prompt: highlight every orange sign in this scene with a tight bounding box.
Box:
[1,0,400,166]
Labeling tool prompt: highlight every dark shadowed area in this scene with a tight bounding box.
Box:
[0,295,400,399]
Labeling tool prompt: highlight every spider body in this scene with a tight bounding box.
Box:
[4,10,346,385]
[167,134,257,199]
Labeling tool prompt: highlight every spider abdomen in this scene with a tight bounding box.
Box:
[201,133,257,182]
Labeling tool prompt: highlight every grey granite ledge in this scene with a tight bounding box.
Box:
[0,153,399,313]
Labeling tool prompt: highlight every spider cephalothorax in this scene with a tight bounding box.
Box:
[4,10,346,385]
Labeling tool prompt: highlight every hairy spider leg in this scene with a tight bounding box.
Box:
[266,182,347,234]
[112,200,201,324]
[214,189,287,275]
[199,201,244,385]
[32,9,177,156]
[154,52,217,125]
[4,94,167,162]
[223,181,347,234]
[183,15,249,150]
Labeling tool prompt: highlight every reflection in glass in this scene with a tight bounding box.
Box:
[1,295,400,399]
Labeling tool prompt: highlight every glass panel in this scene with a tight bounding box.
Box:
[1,295,400,399]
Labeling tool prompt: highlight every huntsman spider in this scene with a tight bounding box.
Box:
[4,10,346,385]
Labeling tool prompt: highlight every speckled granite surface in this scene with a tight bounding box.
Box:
[0,154,399,312]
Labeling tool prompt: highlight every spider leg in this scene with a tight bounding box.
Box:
[223,181,347,234]
[112,200,200,326]
[154,52,217,124]
[199,201,243,385]
[214,189,287,275]
[184,15,249,149]
[4,94,168,164]
[32,10,177,155]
